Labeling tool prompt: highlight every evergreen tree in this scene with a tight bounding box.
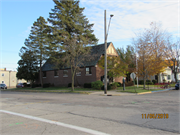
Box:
[116,45,136,81]
[17,47,39,84]
[24,16,49,87]
[48,0,98,91]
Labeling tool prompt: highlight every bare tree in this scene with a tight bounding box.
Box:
[133,22,170,89]
[164,38,180,82]
[62,36,98,91]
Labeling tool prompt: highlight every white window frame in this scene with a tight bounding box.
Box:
[76,72,81,76]
[63,70,68,77]
[2,81,4,84]
[86,67,92,75]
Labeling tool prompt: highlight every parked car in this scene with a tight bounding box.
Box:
[175,82,179,90]
[0,84,7,89]
[16,83,24,88]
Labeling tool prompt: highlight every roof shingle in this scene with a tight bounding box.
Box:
[42,42,112,71]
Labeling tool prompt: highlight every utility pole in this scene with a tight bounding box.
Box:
[104,10,107,94]
[104,10,114,94]
[136,48,138,87]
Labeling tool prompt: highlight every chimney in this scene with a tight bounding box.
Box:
[4,68,6,71]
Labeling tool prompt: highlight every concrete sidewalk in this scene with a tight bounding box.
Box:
[89,88,174,96]
[89,91,137,96]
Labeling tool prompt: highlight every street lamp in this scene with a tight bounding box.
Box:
[104,10,114,94]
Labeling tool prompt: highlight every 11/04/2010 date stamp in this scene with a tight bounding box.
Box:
[142,113,169,119]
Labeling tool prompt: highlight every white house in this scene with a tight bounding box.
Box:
[138,67,180,83]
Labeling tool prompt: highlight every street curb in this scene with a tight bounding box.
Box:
[137,88,172,95]
[151,89,172,93]
[137,91,152,95]
[99,94,121,96]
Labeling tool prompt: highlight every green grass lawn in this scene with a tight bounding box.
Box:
[3,84,173,94]
[7,87,100,91]
[4,87,99,94]
[116,85,166,93]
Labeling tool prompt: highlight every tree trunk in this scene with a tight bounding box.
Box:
[143,76,146,89]
[173,60,177,82]
[71,66,75,92]
[30,80,33,87]
[174,72,177,83]
[40,60,43,87]
[74,71,80,87]
[143,52,146,89]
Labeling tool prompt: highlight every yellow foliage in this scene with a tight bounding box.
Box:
[98,56,128,78]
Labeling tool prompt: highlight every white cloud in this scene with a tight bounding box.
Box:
[80,0,180,45]
[18,25,32,38]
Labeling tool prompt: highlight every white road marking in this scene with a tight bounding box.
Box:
[0,110,110,135]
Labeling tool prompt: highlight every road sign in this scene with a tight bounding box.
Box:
[130,73,136,80]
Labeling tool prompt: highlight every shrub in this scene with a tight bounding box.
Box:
[27,84,30,87]
[152,80,157,84]
[31,84,36,88]
[111,82,118,89]
[91,80,103,90]
[146,80,154,85]
[43,83,50,88]
[163,79,166,83]
[101,84,113,90]
[125,81,134,86]
[117,82,122,87]
[68,83,72,87]
[139,80,144,85]
[84,83,92,88]
[107,85,111,90]
[146,82,154,85]
[134,79,137,85]
[146,80,151,83]
[68,83,76,87]
[35,84,41,87]
[101,85,104,90]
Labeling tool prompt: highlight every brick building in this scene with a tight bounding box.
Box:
[37,42,123,86]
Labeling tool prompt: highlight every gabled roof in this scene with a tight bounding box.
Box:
[42,42,112,71]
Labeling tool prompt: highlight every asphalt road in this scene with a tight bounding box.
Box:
[0,90,179,135]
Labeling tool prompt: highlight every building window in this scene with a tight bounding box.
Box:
[168,75,171,80]
[86,67,92,75]
[43,71,46,77]
[2,73,4,76]
[76,72,81,76]
[63,70,68,77]
[54,70,59,77]
[2,81,4,84]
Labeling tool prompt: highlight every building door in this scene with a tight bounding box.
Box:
[155,75,158,83]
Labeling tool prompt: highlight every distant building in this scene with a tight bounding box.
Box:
[36,42,123,87]
[138,66,180,83]
[0,68,27,88]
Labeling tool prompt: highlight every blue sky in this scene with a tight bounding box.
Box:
[0,0,179,71]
